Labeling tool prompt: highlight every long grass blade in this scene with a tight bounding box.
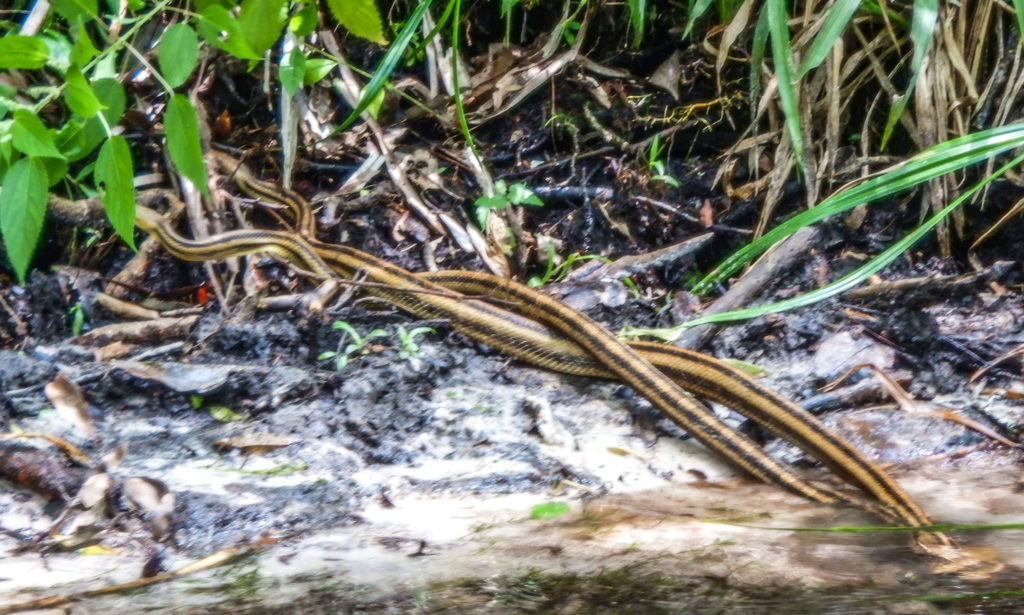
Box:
[336,0,433,132]
[797,0,860,78]
[692,123,1024,295]
[880,0,937,148]
[624,148,1024,342]
[766,0,804,173]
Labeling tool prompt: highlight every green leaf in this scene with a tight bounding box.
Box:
[280,46,306,96]
[0,157,48,283]
[238,0,288,57]
[506,183,543,206]
[11,110,64,159]
[530,501,569,520]
[749,7,770,117]
[96,136,136,250]
[325,0,386,44]
[766,0,803,174]
[164,95,208,194]
[74,78,126,162]
[196,5,261,61]
[683,0,715,39]
[334,0,429,132]
[290,2,318,36]
[628,0,646,46]
[159,24,200,89]
[302,58,337,85]
[881,0,937,148]
[797,0,860,78]
[1014,0,1024,43]
[39,158,68,187]
[209,405,245,421]
[0,36,50,69]
[71,24,99,67]
[52,0,98,20]
[65,65,106,118]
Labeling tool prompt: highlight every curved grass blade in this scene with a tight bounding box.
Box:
[623,149,1024,342]
[692,122,1024,295]
[766,0,804,173]
[797,0,860,78]
[336,0,433,133]
[682,0,715,39]
[880,0,937,148]
[1015,0,1024,40]
[748,6,770,118]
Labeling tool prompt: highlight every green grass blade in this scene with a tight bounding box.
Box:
[692,122,1024,295]
[766,0,804,173]
[683,0,715,39]
[748,6,770,118]
[624,148,1024,341]
[336,0,433,133]
[880,0,937,148]
[797,0,860,78]
[1014,0,1024,39]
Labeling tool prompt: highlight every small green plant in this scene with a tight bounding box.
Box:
[318,321,388,370]
[473,179,544,229]
[395,325,435,360]
[530,501,569,520]
[527,243,610,287]
[67,303,85,336]
[0,0,389,283]
[646,134,680,188]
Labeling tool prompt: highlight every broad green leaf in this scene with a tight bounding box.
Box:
[325,0,386,44]
[302,58,337,85]
[11,110,64,159]
[164,94,208,194]
[39,30,73,72]
[290,2,318,36]
[96,136,136,250]
[766,0,804,173]
[193,0,232,10]
[797,0,860,77]
[57,121,87,159]
[238,0,288,57]
[196,5,261,61]
[40,157,68,187]
[74,78,126,162]
[159,23,200,89]
[692,122,1024,294]
[65,65,106,118]
[52,0,98,19]
[0,36,49,69]
[881,0,937,148]
[530,501,569,520]
[0,157,48,283]
[280,46,306,96]
[71,24,99,67]
[683,0,715,39]
[335,0,430,132]
[507,183,542,206]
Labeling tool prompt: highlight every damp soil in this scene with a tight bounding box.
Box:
[2,254,1024,613]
